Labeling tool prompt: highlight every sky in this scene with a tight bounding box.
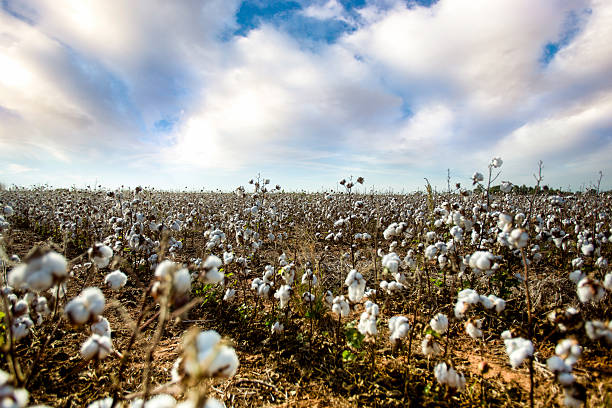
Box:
[1,0,611,192]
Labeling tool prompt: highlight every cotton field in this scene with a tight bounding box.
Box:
[0,164,610,407]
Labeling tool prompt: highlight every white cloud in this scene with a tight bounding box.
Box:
[1,0,611,190]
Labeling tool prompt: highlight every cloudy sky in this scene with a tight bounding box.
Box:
[1,0,610,191]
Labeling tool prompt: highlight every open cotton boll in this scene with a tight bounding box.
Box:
[569,270,585,284]
[430,313,448,334]
[271,321,284,335]
[87,397,113,408]
[503,336,533,368]
[65,287,105,325]
[434,362,465,390]
[91,317,111,338]
[8,250,68,292]
[274,285,292,309]
[223,288,235,301]
[104,270,127,290]
[465,319,483,339]
[200,255,224,284]
[173,268,191,295]
[509,229,528,249]
[382,253,400,275]
[388,316,410,345]
[421,334,441,357]
[12,316,33,341]
[487,295,506,313]
[88,243,113,269]
[547,356,569,373]
[345,270,366,303]
[576,277,605,303]
[358,301,379,338]
[80,334,112,360]
[604,273,612,291]
[0,369,29,407]
[332,296,350,317]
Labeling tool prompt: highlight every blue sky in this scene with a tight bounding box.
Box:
[1,0,611,191]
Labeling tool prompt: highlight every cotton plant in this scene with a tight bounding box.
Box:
[547,339,586,407]
[388,315,410,347]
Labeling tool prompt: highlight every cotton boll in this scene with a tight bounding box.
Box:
[82,287,105,317]
[223,288,236,301]
[504,336,533,368]
[173,268,191,295]
[604,273,612,291]
[91,317,111,338]
[104,270,127,290]
[421,334,441,357]
[382,253,400,275]
[64,297,90,325]
[80,334,112,361]
[345,270,366,303]
[576,278,605,303]
[509,229,528,249]
[12,316,33,341]
[430,313,448,334]
[547,356,568,373]
[332,296,350,317]
[89,244,113,269]
[142,394,177,408]
[274,285,292,309]
[465,319,483,339]
[569,270,585,284]
[388,316,410,345]
[271,321,284,335]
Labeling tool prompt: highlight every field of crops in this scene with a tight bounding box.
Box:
[0,167,610,407]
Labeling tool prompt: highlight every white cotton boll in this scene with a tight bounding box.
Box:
[581,243,594,256]
[91,317,111,338]
[604,273,612,291]
[576,278,605,303]
[558,372,576,386]
[104,270,127,290]
[271,321,284,334]
[571,258,584,269]
[458,288,480,304]
[205,345,239,378]
[155,260,175,278]
[88,397,113,408]
[491,157,503,168]
[500,181,513,193]
[332,296,350,317]
[509,228,528,249]
[44,251,68,280]
[382,252,400,275]
[80,334,112,360]
[504,337,533,368]
[547,356,568,373]
[82,287,105,317]
[12,316,33,341]
[223,288,235,301]
[488,295,506,313]
[388,316,410,344]
[274,285,292,309]
[454,300,468,319]
[465,319,483,339]
[569,270,585,284]
[430,313,448,334]
[173,268,191,294]
[64,298,90,325]
[345,270,366,303]
[421,334,441,357]
[424,245,437,260]
[479,295,494,310]
[142,394,177,408]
